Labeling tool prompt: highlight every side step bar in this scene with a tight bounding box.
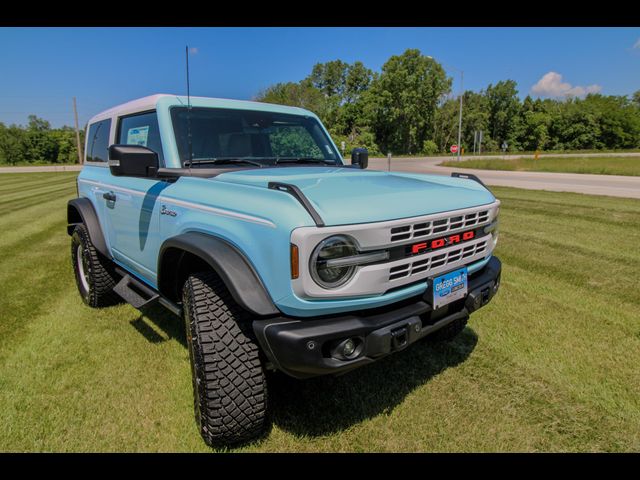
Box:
[113,268,182,317]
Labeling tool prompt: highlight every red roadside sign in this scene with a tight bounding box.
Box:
[450,145,458,154]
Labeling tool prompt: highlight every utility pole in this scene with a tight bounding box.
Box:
[73,97,83,164]
[457,70,463,161]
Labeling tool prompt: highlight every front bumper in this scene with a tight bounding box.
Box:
[253,256,501,379]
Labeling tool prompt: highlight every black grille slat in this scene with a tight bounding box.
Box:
[391,233,411,241]
[388,240,489,281]
[390,209,492,243]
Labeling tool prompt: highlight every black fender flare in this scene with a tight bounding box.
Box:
[67,198,110,258]
[158,232,279,317]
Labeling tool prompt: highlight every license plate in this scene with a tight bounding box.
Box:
[432,267,468,309]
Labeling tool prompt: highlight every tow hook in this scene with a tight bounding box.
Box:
[390,326,409,350]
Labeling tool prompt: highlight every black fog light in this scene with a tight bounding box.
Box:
[330,337,364,361]
[343,339,356,357]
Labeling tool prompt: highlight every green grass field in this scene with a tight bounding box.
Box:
[1,172,639,452]
[439,156,640,176]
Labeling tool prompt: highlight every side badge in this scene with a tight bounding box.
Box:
[160,205,177,217]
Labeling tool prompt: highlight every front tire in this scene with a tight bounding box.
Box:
[182,271,268,447]
[71,224,121,308]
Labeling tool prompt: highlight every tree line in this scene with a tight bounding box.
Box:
[1,48,638,165]
[0,115,82,165]
[255,48,640,156]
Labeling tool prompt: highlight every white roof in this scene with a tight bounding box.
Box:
[87,94,314,126]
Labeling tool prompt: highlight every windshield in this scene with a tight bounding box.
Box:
[170,107,342,167]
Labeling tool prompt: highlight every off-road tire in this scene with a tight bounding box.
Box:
[71,224,121,308]
[182,271,268,447]
[428,315,469,342]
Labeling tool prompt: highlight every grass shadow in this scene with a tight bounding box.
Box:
[131,303,477,442]
[132,303,187,347]
[267,327,478,437]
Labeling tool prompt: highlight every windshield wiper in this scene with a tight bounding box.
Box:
[273,157,336,165]
[184,157,263,167]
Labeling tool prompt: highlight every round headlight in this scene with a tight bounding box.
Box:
[310,235,358,289]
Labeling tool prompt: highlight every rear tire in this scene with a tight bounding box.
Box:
[71,224,121,308]
[182,271,268,447]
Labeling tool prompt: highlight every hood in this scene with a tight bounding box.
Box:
[214,166,496,226]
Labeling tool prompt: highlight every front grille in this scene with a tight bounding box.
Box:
[389,239,488,281]
[390,209,490,243]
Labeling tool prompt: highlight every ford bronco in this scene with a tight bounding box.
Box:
[68,94,501,447]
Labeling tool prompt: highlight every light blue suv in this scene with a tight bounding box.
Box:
[68,94,501,446]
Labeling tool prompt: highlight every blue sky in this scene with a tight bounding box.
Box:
[1,27,639,128]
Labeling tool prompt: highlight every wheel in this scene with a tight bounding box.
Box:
[182,271,268,447]
[71,224,121,308]
[427,314,469,342]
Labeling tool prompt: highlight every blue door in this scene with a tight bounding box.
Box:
[100,111,168,286]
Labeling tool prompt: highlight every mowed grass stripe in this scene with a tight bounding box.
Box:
[0,186,76,241]
[0,181,77,212]
[0,174,638,451]
[501,200,640,230]
[0,171,76,191]
[481,266,640,411]
[499,231,640,306]
[0,220,76,356]
[0,173,79,356]
[0,191,77,255]
[502,215,640,264]
[0,174,77,196]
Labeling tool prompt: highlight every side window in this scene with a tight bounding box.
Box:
[86,119,111,163]
[117,111,164,164]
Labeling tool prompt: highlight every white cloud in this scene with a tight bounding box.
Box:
[633,38,640,49]
[531,72,602,98]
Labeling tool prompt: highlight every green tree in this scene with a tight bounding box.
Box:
[254,80,327,116]
[432,97,459,153]
[309,60,349,98]
[51,126,81,164]
[306,60,374,137]
[364,49,451,154]
[24,115,58,163]
[485,80,522,150]
[0,123,27,165]
[0,116,83,166]
[460,91,490,152]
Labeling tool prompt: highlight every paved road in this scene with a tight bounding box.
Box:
[368,156,640,199]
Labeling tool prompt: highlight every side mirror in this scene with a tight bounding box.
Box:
[108,144,159,178]
[351,147,368,169]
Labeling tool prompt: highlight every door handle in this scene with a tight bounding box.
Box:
[103,191,116,202]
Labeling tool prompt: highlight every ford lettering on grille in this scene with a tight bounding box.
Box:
[407,229,476,256]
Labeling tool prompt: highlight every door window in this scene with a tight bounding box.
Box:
[117,111,164,164]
